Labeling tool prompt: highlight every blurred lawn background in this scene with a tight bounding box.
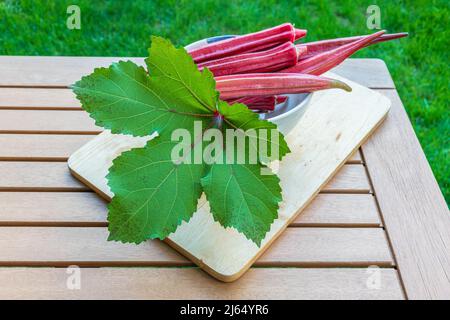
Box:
[0,0,448,202]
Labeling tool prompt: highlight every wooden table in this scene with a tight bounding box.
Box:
[0,57,448,300]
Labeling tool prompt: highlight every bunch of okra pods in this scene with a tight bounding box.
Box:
[185,23,407,112]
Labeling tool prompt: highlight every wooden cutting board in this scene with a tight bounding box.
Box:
[68,73,391,282]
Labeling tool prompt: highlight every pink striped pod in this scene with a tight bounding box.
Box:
[280,30,386,75]
[188,23,306,63]
[297,32,408,60]
[216,73,351,100]
[198,42,299,76]
[226,95,288,106]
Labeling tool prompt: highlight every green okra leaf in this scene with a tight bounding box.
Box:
[72,36,290,245]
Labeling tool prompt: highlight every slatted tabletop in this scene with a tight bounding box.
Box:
[0,57,448,300]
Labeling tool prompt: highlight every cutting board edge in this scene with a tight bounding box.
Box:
[67,106,390,283]
[211,106,391,282]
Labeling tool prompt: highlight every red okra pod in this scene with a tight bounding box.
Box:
[216,73,351,100]
[229,96,276,106]
[225,97,276,112]
[235,45,307,73]
[226,95,287,107]
[188,23,306,63]
[244,97,277,111]
[247,103,276,111]
[281,30,386,75]
[243,95,288,112]
[246,98,277,112]
[276,96,288,103]
[198,42,299,76]
[295,28,306,41]
[244,29,307,53]
[297,32,408,60]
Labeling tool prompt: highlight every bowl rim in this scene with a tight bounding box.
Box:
[186,36,313,123]
[266,93,312,122]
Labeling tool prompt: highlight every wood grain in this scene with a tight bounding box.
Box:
[348,150,363,164]
[0,56,143,87]
[0,267,404,300]
[0,192,108,225]
[0,133,363,162]
[332,59,395,89]
[363,89,450,300]
[0,88,79,109]
[0,192,380,227]
[257,228,393,266]
[0,57,394,89]
[0,162,88,191]
[0,134,95,160]
[69,74,390,281]
[0,110,98,134]
[322,165,370,193]
[293,194,380,226]
[0,161,370,192]
[0,227,393,267]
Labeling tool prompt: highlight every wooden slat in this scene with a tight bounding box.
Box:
[0,192,380,227]
[0,162,370,192]
[0,88,79,109]
[0,227,393,267]
[0,192,107,225]
[257,228,392,266]
[0,110,98,134]
[0,267,404,300]
[0,162,88,191]
[0,133,363,163]
[333,59,395,89]
[348,150,363,164]
[322,164,371,193]
[0,56,143,87]
[0,134,95,160]
[0,57,394,89]
[362,89,450,300]
[292,194,380,226]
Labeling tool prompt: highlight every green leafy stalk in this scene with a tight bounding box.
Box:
[201,159,281,246]
[107,137,206,243]
[71,36,291,246]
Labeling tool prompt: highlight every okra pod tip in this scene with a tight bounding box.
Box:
[330,79,352,92]
[294,28,307,40]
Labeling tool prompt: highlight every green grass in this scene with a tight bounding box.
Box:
[1,0,448,202]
